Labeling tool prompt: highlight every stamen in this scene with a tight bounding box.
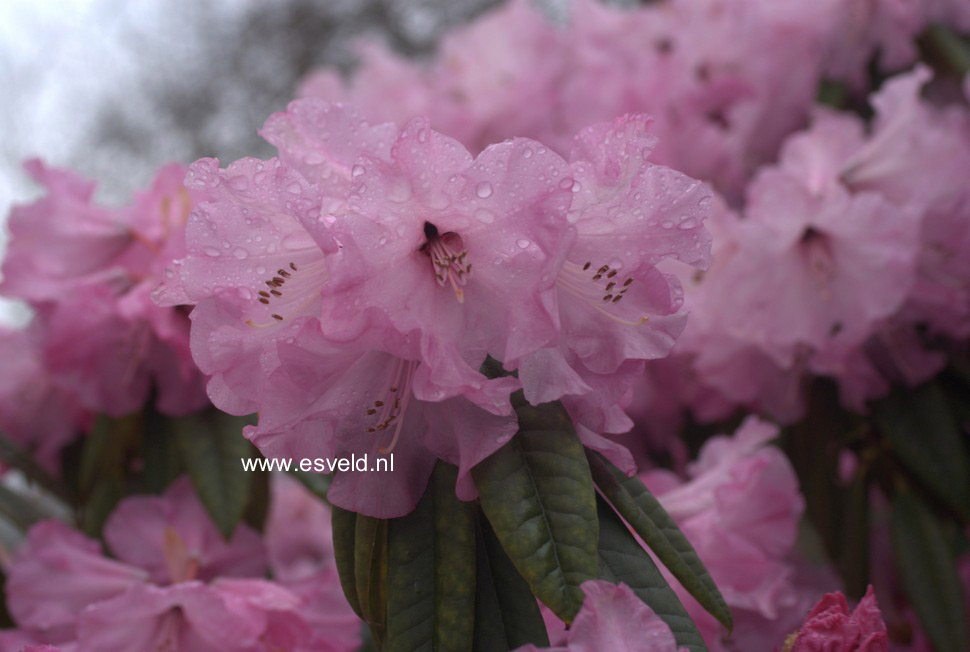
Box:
[557,260,649,326]
[421,222,472,303]
[363,359,418,454]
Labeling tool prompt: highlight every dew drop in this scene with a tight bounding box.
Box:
[678,217,698,229]
[559,177,575,190]
[232,248,248,260]
[516,239,531,249]
[522,147,534,159]
[203,246,221,258]
[476,181,493,199]
[474,208,495,224]
[351,164,366,178]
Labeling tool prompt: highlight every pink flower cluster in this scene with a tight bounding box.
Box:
[0,163,208,466]
[0,475,359,652]
[296,0,970,429]
[158,103,712,518]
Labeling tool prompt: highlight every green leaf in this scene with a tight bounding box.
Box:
[891,490,968,652]
[79,414,139,497]
[332,505,363,618]
[472,401,598,624]
[596,496,708,652]
[0,431,73,503]
[587,451,732,631]
[80,475,125,538]
[386,464,477,652]
[473,513,549,652]
[141,410,183,494]
[173,410,254,539]
[355,514,388,647]
[431,463,476,650]
[875,382,970,519]
[386,484,435,652]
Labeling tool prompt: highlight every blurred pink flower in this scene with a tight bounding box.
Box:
[643,417,805,649]
[3,478,331,651]
[0,162,208,418]
[517,580,683,652]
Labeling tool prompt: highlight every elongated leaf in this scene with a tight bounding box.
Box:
[0,431,72,503]
[473,402,598,624]
[387,485,435,652]
[597,497,707,652]
[79,415,139,497]
[80,475,125,538]
[386,464,477,652]
[474,514,549,652]
[141,410,183,494]
[355,514,388,647]
[875,382,970,518]
[891,491,968,652]
[431,464,476,650]
[174,411,253,539]
[588,452,732,631]
[332,505,362,618]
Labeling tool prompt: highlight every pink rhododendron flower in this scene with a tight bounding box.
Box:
[517,580,684,652]
[0,162,207,418]
[643,417,805,649]
[3,478,333,651]
[784,586,888,652]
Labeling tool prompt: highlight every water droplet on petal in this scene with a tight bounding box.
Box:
[232,248,248,259]
[203,246,221,258]
[559,177,575,190]
[474,208,495,224]
[522,147,534,159]
[516,239,530,249]
[351,164,366,178]
[476,182,493,199]
[678,217,698,229]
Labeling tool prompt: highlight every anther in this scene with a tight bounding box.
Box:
[603,294,613,302]
[270,290,282,297]
[606,282,616,291]
[612,295,622,303]
[289,262,298,271]
[259,291,270,298]
[623,278,633,286]
[272,314,283,321]
[258,298,269,305]
[583,261,592,271]
[607,270,618,278]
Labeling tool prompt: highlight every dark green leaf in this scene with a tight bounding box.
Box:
[891,490,968,652]
[431,463,476,650]
[79,414,139,497]
[473,401,598,624]
[474,513,549,652]
[141,410,183,493]
[875,382,970,519]
[174,410,254,539]
[332,505,362,618]
[597,497,707,652]
[386,464,477,652]
[80,475,125,538]
[355,514,388,647]
[386,484,435,652]
[588,451,732,631]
